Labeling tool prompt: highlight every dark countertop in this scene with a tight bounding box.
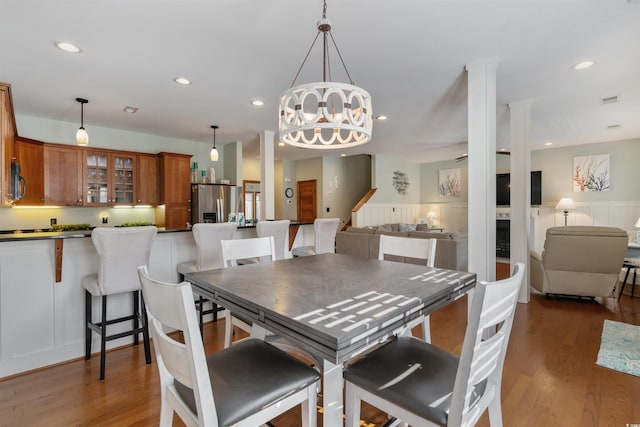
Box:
[0,227,191,242]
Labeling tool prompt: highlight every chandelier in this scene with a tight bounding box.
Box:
[278,0,372,149]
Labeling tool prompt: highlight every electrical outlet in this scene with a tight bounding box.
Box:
[50,218,57,226]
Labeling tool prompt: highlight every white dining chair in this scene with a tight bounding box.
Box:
[343,263,525,427]
[378,234,437,342]
[137,266,319,427]
[221,236,276,347]
[291,218,340,257]
[177,222,237,331]
[82,226,157,381]
[257,219,291,260]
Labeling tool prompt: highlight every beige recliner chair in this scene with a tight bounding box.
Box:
[530,226,628,298]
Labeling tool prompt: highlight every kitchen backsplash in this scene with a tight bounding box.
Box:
[0,206,156,231]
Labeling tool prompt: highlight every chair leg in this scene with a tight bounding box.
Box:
[85,290,92,360]
[140,292,152,365]
[344,383,361,427]
[100,295,107,381]
[198,295,205,334]
[301,383,317,427]
[488,394,504,427]
[133,290,140,346]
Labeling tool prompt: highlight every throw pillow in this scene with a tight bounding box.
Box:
[416,223,429,231]
[399,223,417,232]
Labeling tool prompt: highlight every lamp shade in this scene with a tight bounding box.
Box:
[555,198,575,210]
[76,127,89,146]
[427,212,437,219]
[210,147,219,162]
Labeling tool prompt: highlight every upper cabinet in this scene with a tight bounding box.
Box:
[158,152,191,229]
[43,144,83,206]
[83,149,137,206]
[0,83,17,205]
[14,138,44,205]
[136,153,159,206]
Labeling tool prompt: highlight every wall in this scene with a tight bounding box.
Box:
[370,154,421,204]
[282,160,297,220]
[322,155,371,223]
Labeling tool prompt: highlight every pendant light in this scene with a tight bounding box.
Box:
[75,97,89,146]
[210,125,219,161]
[278,0,372,149]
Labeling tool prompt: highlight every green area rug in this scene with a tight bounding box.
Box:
[596,320,640,377]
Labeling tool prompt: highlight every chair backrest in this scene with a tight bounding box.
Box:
[257,220,290,260]
[192,223,238,271]
[378,234,436,267]
[92,226,157,295]
[137,266,218,425]
[221,236,276,267]
[542,226,628,274]
[448,262,525,427]
[314,218,340,254]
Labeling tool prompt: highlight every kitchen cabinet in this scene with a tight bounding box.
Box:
[0,83,17,205]
[158,152,191,229]
[136,153,159,205]
[83,150,137,206]
[14,138,44,205]
[44,144,83,206]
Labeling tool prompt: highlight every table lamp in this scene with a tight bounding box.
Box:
[555,198,575,226]
[427,211,437,228]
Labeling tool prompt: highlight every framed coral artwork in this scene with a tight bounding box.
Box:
[573,154,610,192]
[439,168,461,197]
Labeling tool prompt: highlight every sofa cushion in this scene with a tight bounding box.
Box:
[416,223,429,231]
[376,230,410,237]
[345,226,377,234]
[410,231,454,240]
[399,223,417,232]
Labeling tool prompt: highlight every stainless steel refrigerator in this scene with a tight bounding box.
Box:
[190,183,243,224]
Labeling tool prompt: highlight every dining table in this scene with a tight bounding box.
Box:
[185,253,476,426]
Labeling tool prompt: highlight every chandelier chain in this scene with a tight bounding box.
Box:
[289,32,321,88]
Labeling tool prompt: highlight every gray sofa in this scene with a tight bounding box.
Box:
[335,224,468,271]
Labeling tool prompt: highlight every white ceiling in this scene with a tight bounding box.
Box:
[1,0,639,163]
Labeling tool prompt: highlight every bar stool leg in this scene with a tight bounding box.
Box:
[141,292,152,365]
[133,290,140,346]
[100,296,107,381]
[85,290,92,360]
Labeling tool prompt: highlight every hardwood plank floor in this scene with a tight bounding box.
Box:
[2,276,640,426]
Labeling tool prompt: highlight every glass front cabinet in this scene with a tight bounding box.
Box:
[84,150,136,206]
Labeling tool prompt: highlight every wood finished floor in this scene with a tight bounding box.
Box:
[2,273,640,426]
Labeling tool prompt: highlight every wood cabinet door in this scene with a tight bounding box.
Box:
[159,152,191,205]
[83,149,111,206]
[0,85,16,205]
[164,204,190,229]
[14,138,44,205]
[111,152,136,205]
[136,154,159,205]
[44,145,83,206]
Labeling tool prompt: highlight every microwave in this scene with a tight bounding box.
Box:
[10,162,25,201]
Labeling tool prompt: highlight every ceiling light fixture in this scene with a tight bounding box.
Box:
[251,99,265,106]
[544,142,553,146]
[123,106,139,113]
[75,98,89,146]
[278,0,372,150]
[210,125,219,161]
[174,77,191,85]
[277,141,285,147]
[56,42,80,53]
[376,115,388,121]
[573,61,594,70]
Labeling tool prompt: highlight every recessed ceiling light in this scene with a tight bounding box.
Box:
[55,41,81,53]
[498,148,507,152]
[340,153,346,157]
[607,124,621,129]
[174,77,191,85]
[278,141,285,146]
[573,61,594,70]
[123,106,139,114]
[251,99,264,107]
[544,142,553,146]
[376,115,388,120]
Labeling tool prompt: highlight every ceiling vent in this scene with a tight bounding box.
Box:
[601,96,619,104]
[123,106,139,113]
[607,124,621,129]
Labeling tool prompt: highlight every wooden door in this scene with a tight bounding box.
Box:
[43,144,83,206]
[297,179,317,222]
[14,138,44,205]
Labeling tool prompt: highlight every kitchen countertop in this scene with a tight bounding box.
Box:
[0,227,191,242]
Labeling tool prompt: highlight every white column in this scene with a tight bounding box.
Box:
[466,60,498,283]
[260,130,275,220]
[509,100,532,303]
